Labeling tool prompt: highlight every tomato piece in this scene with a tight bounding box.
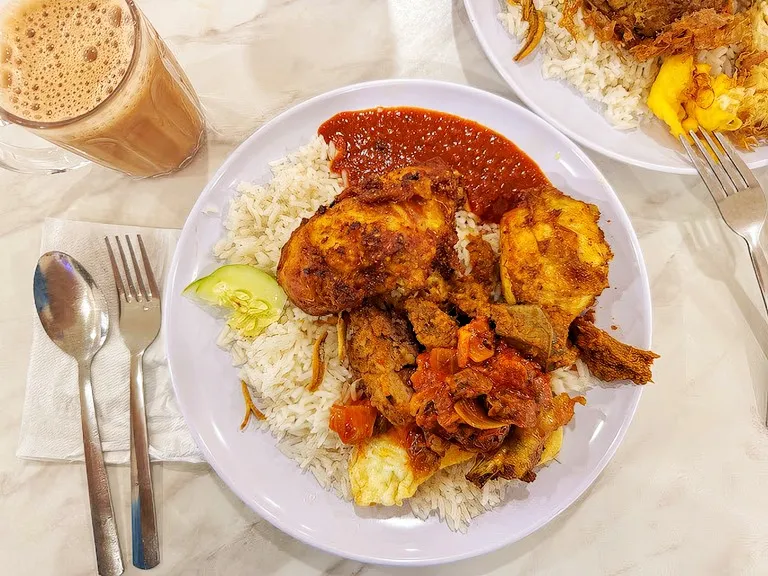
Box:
[457,317,495,367]
[430,347,458,375]
[329,401,378,445]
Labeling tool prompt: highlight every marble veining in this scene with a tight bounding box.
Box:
[2,0,768,574]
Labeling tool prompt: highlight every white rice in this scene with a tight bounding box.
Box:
[498,0,741,129]
[213,136,593,531]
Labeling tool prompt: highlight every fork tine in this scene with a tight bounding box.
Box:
[690,131,737,196]
[114,235,138,302]
[680,134,728,202]
[137,235,160,300]
[701,129,747,191]
[713,131,761,189]
[125,235,148,302]
[104,236,127,301]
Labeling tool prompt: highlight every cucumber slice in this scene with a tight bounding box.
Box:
[182,264,286,337]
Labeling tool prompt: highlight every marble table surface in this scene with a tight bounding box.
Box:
[2,0,768,574]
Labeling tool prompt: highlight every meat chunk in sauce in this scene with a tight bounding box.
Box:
[346,305,418,426]
[404,298,458,349]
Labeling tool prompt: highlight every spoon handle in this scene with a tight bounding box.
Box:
[78,361,124,576]
[129,351,159,569]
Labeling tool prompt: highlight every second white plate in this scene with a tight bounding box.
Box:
[464,0,768,174]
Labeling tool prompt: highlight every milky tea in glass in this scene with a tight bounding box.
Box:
[0,0,204,177]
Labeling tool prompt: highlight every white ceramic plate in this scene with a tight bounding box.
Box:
[464,0,768,174]
[165,79,651,565]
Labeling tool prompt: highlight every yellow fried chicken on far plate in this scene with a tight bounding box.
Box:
[499,186,613,367]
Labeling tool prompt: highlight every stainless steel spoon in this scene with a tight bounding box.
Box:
[34,251,124,576]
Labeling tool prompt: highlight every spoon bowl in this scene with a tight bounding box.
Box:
[34,251,109,361]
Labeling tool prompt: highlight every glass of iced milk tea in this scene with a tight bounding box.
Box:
[0,0,204,177]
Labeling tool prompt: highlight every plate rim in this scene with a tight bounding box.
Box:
[164,77,650,565]
[462,0,768,175]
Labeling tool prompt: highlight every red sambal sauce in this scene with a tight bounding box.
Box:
[318,107,549,223]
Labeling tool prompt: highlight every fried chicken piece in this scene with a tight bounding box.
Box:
[277,162,462,316]
[499,185,612,369]
[466,234,498,289]
[466,393,586,487]
[404,298,458,349]
[570,317,659,384]
[499,185,612,318]
[347,305,419,426]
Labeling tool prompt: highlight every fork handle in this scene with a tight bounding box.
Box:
[748,243,768,318]
[130,352,160,569]
[78,361,124,576]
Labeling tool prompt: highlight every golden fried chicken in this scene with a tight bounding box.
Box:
[277,162,462,316]
[346,305,419,426]
[570,317,659,384]
[499,185,612,368]
[499,186,612,316]
[404,298,458,349]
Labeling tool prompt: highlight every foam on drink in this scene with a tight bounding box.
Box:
[0,0,135,122]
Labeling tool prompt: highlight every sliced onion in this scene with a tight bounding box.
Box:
[308,332,328,392]
[454,398,508,430]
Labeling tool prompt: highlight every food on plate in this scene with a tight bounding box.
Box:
[499,184,612,368]
[648,55,744,137]
[466,392,586,486]
[349,427,473,506]
[277,163,462,316]
[571,317,660,384]
[582,0,742,59]
[346,304,419,426]
[211,107,658,531]
[508,0,546,61]
[404,298,459,349]
[182,264,286,337]
[239,380,266,430]
[498,0,768,148]
[318,107,548,222]
[499,185,612,317]
[489,304,554,365]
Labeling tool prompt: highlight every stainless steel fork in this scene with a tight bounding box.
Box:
[682,129,768,424]
[105,235,161,569]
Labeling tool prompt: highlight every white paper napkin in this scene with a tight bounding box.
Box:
[17,218,204,464]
